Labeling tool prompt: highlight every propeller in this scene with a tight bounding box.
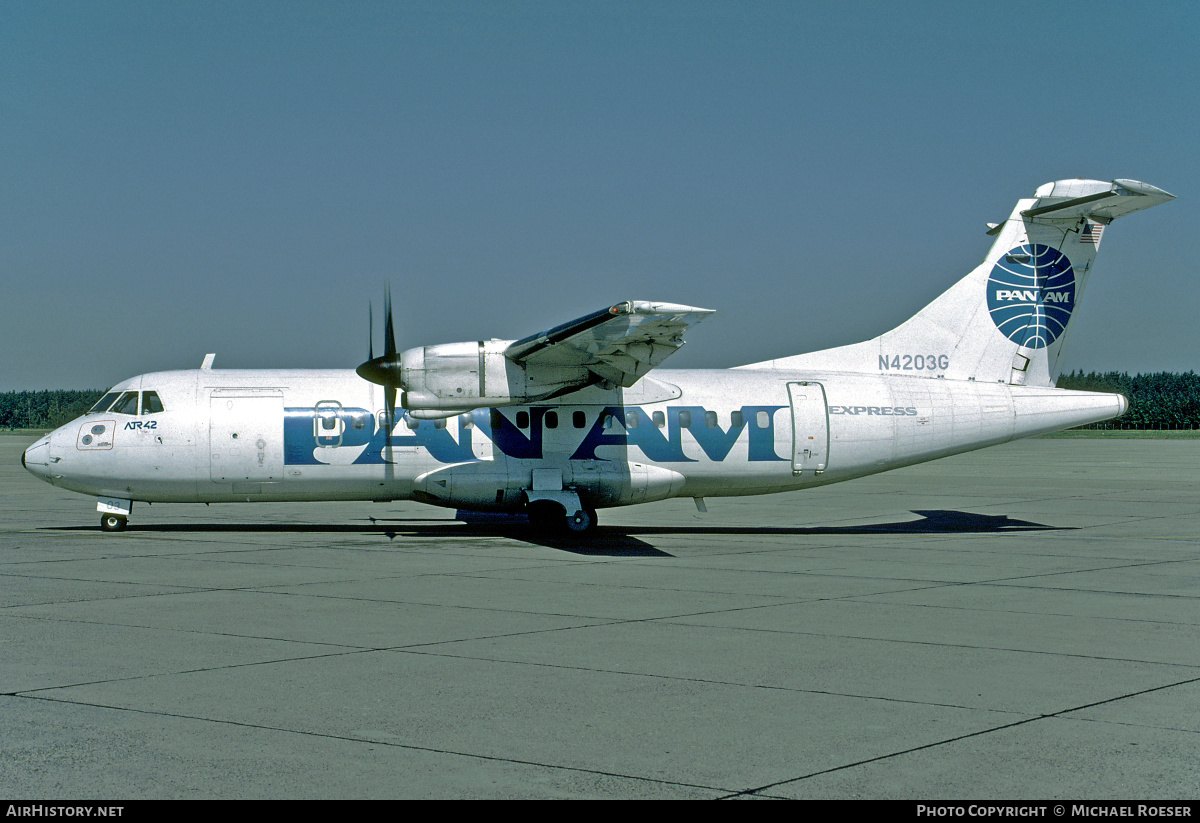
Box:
[356,284,403,462]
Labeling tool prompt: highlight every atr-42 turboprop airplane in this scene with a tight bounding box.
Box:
[23,178,1174,534]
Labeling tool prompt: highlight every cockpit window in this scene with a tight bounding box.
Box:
[141,391,164,414]
[111,391,140,415]
[89,392,121,413]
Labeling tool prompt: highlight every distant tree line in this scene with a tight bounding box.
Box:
[1056,371,1200,429]
[2,373,1198,431]
[0,390,105,430]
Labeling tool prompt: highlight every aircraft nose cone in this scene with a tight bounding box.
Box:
[22,438,51,473]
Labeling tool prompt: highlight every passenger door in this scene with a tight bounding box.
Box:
[787,382,829,476]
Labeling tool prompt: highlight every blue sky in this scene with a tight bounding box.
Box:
[3,1,1197,390]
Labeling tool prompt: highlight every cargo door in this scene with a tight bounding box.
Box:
[787,381,829,476]
[209,391,284,481]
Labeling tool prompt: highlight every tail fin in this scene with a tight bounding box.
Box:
[745,179,1174,386]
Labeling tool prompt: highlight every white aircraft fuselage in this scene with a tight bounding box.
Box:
[21,178,1173,533]
[24,367,1124,504]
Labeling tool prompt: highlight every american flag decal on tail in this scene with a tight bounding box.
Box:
[1080,222,1104,245]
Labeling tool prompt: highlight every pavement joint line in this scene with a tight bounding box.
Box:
[22,592,1190,714]
[4,647,389,697]
[724,672,1200,798]
[363,552,1200,591]
[822,597,1200,629]
[0,611,378,651]
[722,714,1049,799]
[6,692,737,798]
[650,615,1200,670]
[388,646,1034,717]
[3,555,1197,641]
[12,567,1195,664]
[975,581,1200,600]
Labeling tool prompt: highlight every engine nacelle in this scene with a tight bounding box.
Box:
[399,340,590,411]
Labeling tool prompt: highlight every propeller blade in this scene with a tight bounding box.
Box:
[384,385,397,455]
[383,283,397,361]
[355,285,401,484]
[356,285,403,388]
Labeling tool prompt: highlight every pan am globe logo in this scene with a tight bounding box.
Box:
[986,244,1075,349]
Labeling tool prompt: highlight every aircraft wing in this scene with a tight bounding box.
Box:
[505,301,715,387]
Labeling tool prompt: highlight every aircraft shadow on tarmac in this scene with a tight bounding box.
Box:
[46,510,1070,558]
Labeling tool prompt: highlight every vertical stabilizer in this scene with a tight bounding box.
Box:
[745,179,1174,386]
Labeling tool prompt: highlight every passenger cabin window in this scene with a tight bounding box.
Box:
[573,411,586,428]
[141,391,164,414]
[705,411,718,429]
[626,410,639,428]
[677,410,692,429]
[111,391,139,415]
[652,411,665,428]
[90,392,121,413]
[757,410,770,428]
[544,411,558,429]
[516,411,530,429]
[730,411,744,428]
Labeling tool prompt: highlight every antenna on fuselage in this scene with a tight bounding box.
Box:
[200,353,216,370]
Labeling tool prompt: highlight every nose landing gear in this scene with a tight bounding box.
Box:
[97,497,132,533]
[100,513,128,532]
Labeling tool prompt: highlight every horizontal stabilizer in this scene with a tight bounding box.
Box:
[1022,179,1174,222]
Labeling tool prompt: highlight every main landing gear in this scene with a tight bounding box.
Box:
[527,500,598,535]
[566,507,596,534]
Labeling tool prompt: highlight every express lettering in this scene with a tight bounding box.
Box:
[829,406,919,416]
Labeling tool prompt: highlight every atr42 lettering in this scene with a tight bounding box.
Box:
[829,406,919,416]
[123,421,158,430]
[879,354,949,371]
